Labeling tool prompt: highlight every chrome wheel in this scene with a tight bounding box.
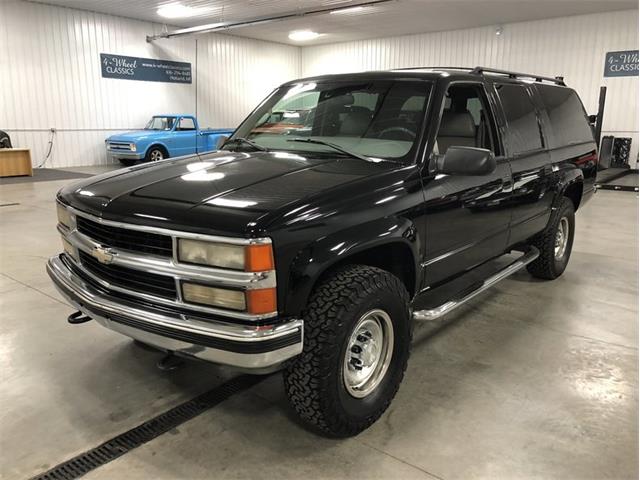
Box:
[343,309,394,398]
[554,216,569,260]
[149,149,164,161]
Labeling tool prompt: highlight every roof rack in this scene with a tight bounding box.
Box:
[393,66,565,86]
[471,66,565,85]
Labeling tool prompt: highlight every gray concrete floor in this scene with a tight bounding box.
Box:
[0,168,637,480]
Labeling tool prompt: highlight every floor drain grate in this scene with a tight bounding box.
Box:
[31,374,265,480]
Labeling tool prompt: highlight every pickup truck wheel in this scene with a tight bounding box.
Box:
[146,147,165,162]
[527,197,575,280]
[283,265,411,437]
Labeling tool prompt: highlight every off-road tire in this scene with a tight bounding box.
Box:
[283,264,411,438]
[527,197,575,280]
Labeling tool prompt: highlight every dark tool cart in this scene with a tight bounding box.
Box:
[596,135,638,192]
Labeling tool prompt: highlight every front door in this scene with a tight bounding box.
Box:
[421,82,512,289]
[173,116,198,156]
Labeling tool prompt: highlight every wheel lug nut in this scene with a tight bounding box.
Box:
[351,345,362,354]
[350,357,362,366]
[357,335,368,342]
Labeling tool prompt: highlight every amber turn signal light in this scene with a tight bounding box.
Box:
[245,244,274,272]
[246,288,277,315]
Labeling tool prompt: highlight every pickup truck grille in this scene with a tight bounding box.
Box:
[107,141,132,151]
[79,250,177,299]
[77,217,173,257]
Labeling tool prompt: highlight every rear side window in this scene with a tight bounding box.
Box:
[495,84,543,155]
[536,85,594,148]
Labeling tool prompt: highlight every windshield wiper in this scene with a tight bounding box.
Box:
[287,138,375,163]
[223,137,269,152]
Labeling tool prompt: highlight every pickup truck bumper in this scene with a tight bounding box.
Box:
[46,254,303,372]
[107,151,145,160]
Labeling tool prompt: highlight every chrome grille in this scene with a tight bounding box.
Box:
[79,250,177,299]
[76,217,173,257]
[107,141,132,151]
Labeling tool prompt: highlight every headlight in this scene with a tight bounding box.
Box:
[181,282,277,314]
[182,283,246,310]
[178,239,274,271]
[56,204,74,229]
[129,143,137,152]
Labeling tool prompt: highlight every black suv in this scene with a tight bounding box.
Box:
[49,67,598,437]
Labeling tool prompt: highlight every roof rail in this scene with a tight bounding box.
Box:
[394,66,471,71]
[392,65,566,85]
[471,66,566,86]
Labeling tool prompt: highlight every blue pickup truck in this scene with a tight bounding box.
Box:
[105,115,234,165]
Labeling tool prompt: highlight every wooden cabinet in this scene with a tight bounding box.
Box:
[0,149,33,177]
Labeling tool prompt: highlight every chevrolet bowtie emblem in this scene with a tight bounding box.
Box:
[91,245,117,265]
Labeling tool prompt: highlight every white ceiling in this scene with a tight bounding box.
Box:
[32,0,639,46]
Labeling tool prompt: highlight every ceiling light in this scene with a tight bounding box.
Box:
[495,26,503,36]
[288,30,321,42]
[157,3,207,19]
[330,6,364,14]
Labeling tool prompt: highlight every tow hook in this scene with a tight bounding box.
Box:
[67,311,92,324]
[157,352,184,371]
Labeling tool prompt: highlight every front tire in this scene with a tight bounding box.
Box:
[284,265,411,437]
[527,197,575,279]
[145,147,165,162]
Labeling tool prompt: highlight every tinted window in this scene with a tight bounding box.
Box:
[536,85,594,148]
[495,84,543,154]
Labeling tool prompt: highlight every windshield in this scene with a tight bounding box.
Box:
[229,80,432,163]
[144,116,176,130]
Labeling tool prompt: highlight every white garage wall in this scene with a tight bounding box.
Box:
[0,0,300,168]
[302,10,639,165]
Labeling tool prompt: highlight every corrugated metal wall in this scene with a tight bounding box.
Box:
[195,34,301,129]
[302,10,639,164]
[1,2,637,168]
[0,0,300,168]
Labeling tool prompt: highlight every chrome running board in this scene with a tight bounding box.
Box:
[412,247,540,322]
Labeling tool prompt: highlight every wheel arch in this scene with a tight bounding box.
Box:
[562,180,583,212]
[283,218,421,317]
[552,168,583,212]
[145,143,170,159]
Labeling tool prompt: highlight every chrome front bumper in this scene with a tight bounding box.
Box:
[107,151,145,160]
[47,255,303,371]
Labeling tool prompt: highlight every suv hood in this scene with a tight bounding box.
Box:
[59,150,393,236]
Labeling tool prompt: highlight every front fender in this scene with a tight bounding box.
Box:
[141,139,170,157]
[283,217,421,316]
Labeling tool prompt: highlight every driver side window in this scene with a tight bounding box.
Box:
[436,84,498,156]
[177,117,196,131]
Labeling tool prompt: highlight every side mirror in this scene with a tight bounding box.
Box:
[437,146,496,176]
[216,135,229,149]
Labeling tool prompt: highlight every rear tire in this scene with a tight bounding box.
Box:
[527,197,575,280]
[283,265,411,438]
